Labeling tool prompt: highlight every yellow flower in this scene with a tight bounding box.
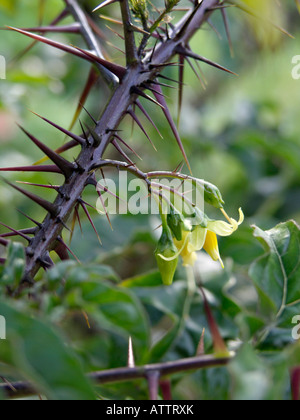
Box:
[174,231,197,267]
[174,208,244,268]
[203,230,224,268]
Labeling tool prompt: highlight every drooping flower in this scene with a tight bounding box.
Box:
[174,208,244,268]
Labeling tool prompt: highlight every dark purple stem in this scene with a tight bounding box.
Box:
[16,0,219,283]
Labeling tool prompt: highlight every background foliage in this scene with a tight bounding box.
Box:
[0,0,300,400]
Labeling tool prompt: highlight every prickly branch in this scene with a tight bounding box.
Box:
[1,0,232,285]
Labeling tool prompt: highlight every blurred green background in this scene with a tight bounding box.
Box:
[0,0,300,400]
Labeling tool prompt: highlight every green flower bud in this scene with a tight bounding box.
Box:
[167,207,184,241]
[203,181,225,209]
[130,0,148,20]
[155,226,179,286]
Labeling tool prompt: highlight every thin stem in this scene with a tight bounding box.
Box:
[151,181,196,212]
[120,0,138,65]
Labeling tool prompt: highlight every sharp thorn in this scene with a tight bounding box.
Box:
[128,337,135,368]
[79,119,92,146]
[30,111,85,145]
[56,217,71,233]
[127,110,157,151]
[176,45,238,76]
[16,181,59,191]
[94,191,113,230]
[81,105,98,125]
[0,222,32,242]
[114,133,142,160]
[0,165,62,174]
[93,0,119,12]
[84,124,101,147]
[140,82,170,99]
[3,179,58,217]
[157,74,185,86]
[196,328,206,356]
[15,23,81,34]
[80,201,103,244]
[17,124,75,178]
[57,237,81,263]
[130,87,165,110]
[135,100,163,139]
[38,254,54,269]
[16,209,42,228]
[73,45,126,80]
[111,139,135,166]
[153,86,191,174]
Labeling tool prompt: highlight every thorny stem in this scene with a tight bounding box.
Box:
[0,352,233,399]
[17,0,220,283]
[64,0,119,87]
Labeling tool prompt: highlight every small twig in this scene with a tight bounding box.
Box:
[120,0,138,65]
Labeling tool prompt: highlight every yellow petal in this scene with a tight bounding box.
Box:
[174,231,197,267]
[203,231,224,268]
[212,207,245,236]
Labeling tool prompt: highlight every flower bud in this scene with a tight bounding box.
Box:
[130,0,148,20]
[155,226,179,286]
[202,182,225,209]
[167,207,184,241]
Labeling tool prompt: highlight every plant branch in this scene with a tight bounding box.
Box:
[64,0,119,87]
[0,352,233,399]
[9,0,220,283]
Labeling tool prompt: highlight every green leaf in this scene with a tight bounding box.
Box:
[249,221,300,349]
[250,221,300,317]
[0,301,96,400]
[61,267,150,358]
[122,270,163,288]
[0,243,25,287]
[229,344,289,400]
